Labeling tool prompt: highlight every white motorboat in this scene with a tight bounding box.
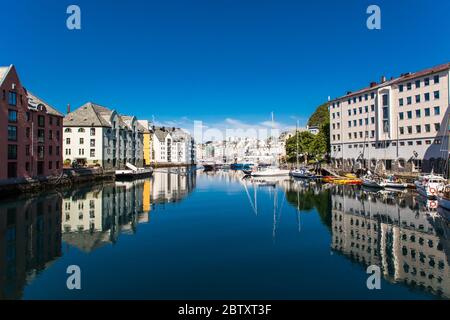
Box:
[251,166,290,177]
[379,175,408,189]
[290,168,311,179]
[361,171,383,189]
[415,172,446,198]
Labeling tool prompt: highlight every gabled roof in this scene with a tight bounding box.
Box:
[153,127,170,142]
[64,102,112,127]
[0,65,12,86]
[27,92,64,117]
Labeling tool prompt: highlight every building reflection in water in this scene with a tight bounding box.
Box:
[0,193,62,299]
[150,169,196,207]
[331,185,450,299]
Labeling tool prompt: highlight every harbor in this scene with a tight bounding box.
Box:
[1,168,449,299]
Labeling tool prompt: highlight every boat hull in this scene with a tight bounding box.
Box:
[251,170,290,177]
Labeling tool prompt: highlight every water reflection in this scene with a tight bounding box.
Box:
[331,185,450,299]
[0,170,196,299]
[0,192,62,299]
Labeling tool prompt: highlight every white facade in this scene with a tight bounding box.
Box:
[152,127,195,165]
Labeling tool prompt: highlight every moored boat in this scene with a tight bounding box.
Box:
[438,185,450,210]
[414,172,446,198]
[379,175,408,189]
[250,166,290,177]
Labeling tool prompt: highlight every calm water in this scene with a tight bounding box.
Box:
[1,169,449,300]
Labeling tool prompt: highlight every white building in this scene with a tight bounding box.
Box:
[63,102,144,169]
[151,126,195,165]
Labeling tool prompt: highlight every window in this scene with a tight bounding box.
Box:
[434,90,440,99]
[80,138,84,144]
[415,109,421,118]
[407,126,412,134]
[90,149,95,157]
[49,161,52,170]
[399,98,403,106]
[407,97,412,105]
[65,149,71,155]
[65,128,72,133]
[434,123,440,131]
[49,146,53,155]
[416,125,421,133]
[371,117,375,124]
[382,94,388,106]
[348,110,351,116]
[371,92,375,99]
[399,112,404,120]
[90,139,95,147]
[37,129,45,143]
[56,146,60,155]
[37,146,44,159]
[49,116,53,125]
[399,127,404,134]
[359,107,362,114]
[425,124,431,132]
[8,91,17,105]
[425,108,430,116]
[415,95,420,103]
[79,149,84,156]
[8,145,17,160]
[90,128,96,136]
[434,106,440,115]
[348,121,351,127]
[415,80,420,88]
[365,94,368,100]
[37,115,45,127]
[56,131,60,141]
[416,140,422,145]
[407,111,412,119]
[433,75,439,84]
[8,125,18,141]
[26,145,30,156]
[424,93,430,101]
[424,77,429,86]
[359,119,363,126]
[434,139,441,144]
[399,84,404,92]
[66,138,71,145]
[8,110,17,122]
[78,128,85,132]
[364,105,368,113]
[407,82,412,90]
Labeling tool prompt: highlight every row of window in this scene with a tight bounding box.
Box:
[399,107,440,119]
[399,123,441,135]
[65,148,96,157]
[399,91,440,105]
[8,126,61,142]
[7,144,61,159]
[332,138,442,151]
[399,75,440,92]
[65,127,96,135]
[65,138,96,146]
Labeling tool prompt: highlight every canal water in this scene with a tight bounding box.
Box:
[1,169,449,299]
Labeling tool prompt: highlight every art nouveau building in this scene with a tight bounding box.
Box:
[329,62,450,174]
[63,103,144,169]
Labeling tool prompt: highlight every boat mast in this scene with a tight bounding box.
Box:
[296,120,299,169]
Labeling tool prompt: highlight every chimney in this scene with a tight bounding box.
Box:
[67,103,71,114]
[370,82,377,88]
[381,75,386,83]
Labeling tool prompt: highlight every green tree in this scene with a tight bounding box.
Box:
[286,131,315,163]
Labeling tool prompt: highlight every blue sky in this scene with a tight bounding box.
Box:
[1,0,449,132]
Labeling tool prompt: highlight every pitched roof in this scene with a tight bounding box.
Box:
[27,92,64,117]
[0,65,12,86]
[137,120,150,133]
[153,127,170,142]
[330,62,450,103]
[64,102,112,127]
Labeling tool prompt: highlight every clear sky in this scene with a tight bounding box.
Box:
[1,0,449,132]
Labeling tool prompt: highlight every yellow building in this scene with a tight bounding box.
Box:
[138,120,152,166]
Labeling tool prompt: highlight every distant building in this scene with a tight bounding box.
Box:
[63,103,144,169]
[151,126,195,165]
[0,64,63,182]
[307,125,320,135]
[329,62,450,174]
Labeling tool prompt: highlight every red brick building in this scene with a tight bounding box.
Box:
[0,65,63,182]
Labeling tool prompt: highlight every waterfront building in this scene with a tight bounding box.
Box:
[151,126,195,165]
[63,103,144,169]
[329,62,450,174]
[0,64,63,182]
[137,120,152,166]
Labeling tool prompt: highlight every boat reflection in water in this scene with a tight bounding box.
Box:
[331,185,450,299]
[0,192,62,299]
